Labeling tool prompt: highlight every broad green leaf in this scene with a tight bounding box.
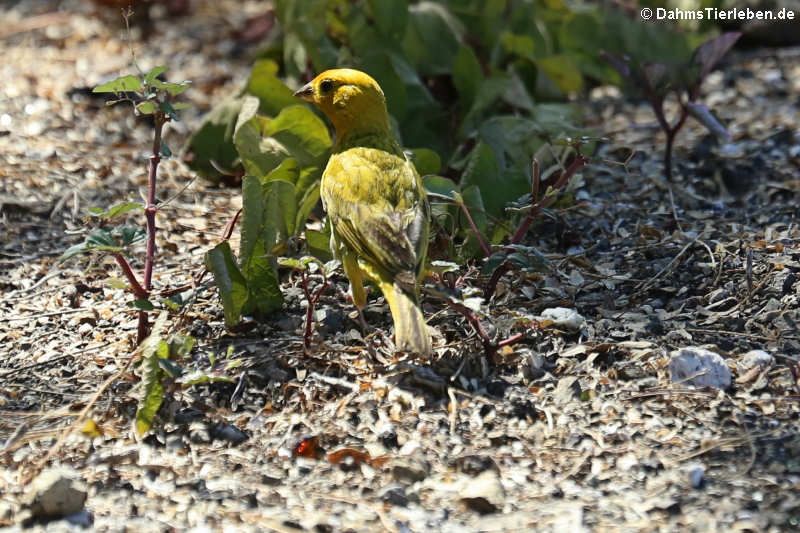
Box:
[205,242,249,327]
[263,178,298,239]
[135,312,169,437]
[453,45,482,111]
[182,95,243,183]
[86,228,117,248]
[239,175,267,270]
[234,96,288,178]
[410,148,441,176]
[423,175,458,199]
[156,81,190,96]
[501,31,536,60]
[144,66,166,84]
[89,201,143,220]
[128,298,155,311]
[278,258,303,269]
[93,74,142,93]
[295,181,321,235]
[263,105,331,166]
[247,59,297,116]
[306,218,332,262]
[368,0,408,41]
[158,358,183,378]
[460,75,512,135]
[536,55,584,94]
[160,101,180,122]
[482,251,508,275]
[136,101,157,115]
[59,242,89,262]
[402,1,464,75]
[264,157,301,185]
[118,225,146,247]
[239,237,283,317]
[361,52,409,121]
[168,333,195,359]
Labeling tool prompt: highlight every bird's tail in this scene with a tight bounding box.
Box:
[379,281,432,356]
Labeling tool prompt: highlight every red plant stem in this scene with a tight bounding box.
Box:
[137,112,166,345]
[447,300,496,357]
[458,200,491,258]
[509,155,588,246]
[300,270,330,350]
[496,332,524,349]
[114,253,148,299]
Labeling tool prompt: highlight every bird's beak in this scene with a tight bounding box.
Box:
[293,82,314,101]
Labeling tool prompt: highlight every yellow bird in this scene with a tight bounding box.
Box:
[294,69,432,355]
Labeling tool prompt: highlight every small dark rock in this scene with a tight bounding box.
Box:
[378,484,409,506]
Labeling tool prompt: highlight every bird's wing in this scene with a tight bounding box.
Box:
[322,147,427,281]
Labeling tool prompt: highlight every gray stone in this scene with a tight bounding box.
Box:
[541,307,586,333]
[22,469,87,520]
[459,470,505,514]
[669,347,731,390]
[739,350,774,372]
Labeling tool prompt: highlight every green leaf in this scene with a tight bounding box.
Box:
[239,236,283,317]
[429,260,459,274]
[158,358,183,378]
[159,298,180,311]
[234,96,289,179]
[158,81,190,96]
[263,178,298,240]
[160,101,180,122]
[168,334,195,358]
[263,105,332,166]
[88,201,143,220]
[160,140,172,158]
[136,101,157,115]
[128,298,155,311]
[240,175,268,269]
[453,45,482,111]
[423,175,458,199]
[181,95,243,183]
[238,175,284,318]
[144,66,166,84]
[118,225,146,247]
[368,0,408,41]
[59,242,89,262]
[94,75,142,94]
[177,371,236,386]
[205,242,250,328]
[409,148,441,176]
[306,218,332,263]
[402,1,464,76]
[247,59,297,116]
[295,181,321,235]
[501,31,536,60]
[536,55,584,94]
[135,312,169,437]
[482,251,508,275]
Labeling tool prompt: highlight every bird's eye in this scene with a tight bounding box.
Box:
[320,79,334,93]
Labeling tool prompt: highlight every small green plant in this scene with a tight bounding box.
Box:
[603,32,741,180]
[61,36,190,344]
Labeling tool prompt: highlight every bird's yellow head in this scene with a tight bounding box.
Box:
[294,69,390,142]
